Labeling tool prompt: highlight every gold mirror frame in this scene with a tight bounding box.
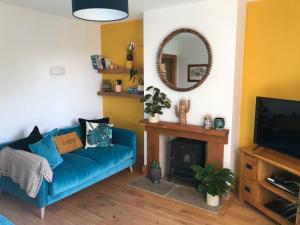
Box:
[156,28,213,92]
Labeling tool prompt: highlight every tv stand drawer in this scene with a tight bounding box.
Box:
[243,154,257,180]
[242,178,257,205]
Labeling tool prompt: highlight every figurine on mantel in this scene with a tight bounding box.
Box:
[175,99,191,125]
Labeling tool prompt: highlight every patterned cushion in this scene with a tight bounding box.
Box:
[85,122,113,148]
[78,118,109,146]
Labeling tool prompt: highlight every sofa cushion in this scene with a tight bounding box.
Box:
[29,132,63,170]
[85,123,113,148]
[58,126,82,141]
[49,153,100,195]
[8,126,43,152]
[53,132,83,155]
[73,144,134,171]
[78,118,109,146]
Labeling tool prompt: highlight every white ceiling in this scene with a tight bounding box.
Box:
[0,0,202,22]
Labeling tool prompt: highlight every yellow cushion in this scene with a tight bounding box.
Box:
[53,132,83,154]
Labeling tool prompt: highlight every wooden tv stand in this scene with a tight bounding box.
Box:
[239,146,300,225]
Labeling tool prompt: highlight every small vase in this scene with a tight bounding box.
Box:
[214,117,225,130]
[150,167,161,184]
[126,60,133,69]
[206,193,220,207]
[149,114,160,123]
[115,80,122,93]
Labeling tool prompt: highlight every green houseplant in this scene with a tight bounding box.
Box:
[129,68,144,92]
[193,164,235,206]
[150,160,161,184]
[140,86,171,123]
[126,42,135,69]
[127,42,135,61]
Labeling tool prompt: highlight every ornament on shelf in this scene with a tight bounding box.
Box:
[102,80,112,92]
[175,99,190,125]
[203,115,213,129]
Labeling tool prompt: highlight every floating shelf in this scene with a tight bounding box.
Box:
[98,67,144,74]
[97,91,143,99]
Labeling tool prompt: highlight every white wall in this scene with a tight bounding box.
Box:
[0,3,102,143]
[144,0,246,171]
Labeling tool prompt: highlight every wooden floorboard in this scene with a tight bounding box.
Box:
[0,164,276,225]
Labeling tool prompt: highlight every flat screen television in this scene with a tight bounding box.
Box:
[254,97,300,159]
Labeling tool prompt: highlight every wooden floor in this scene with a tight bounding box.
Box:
[0,165,276,225]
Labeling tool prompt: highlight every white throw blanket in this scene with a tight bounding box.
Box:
[0,147,53,198]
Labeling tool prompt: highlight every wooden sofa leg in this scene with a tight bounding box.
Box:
[129,166,133,174]
[40,207,45,219]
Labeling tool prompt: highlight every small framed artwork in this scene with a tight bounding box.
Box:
[188,64,208,82]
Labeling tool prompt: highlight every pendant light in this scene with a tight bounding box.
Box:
[72,0,129,22]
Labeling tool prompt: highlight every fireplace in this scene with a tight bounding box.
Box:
[141,120,229,175]
[169,138,206,182]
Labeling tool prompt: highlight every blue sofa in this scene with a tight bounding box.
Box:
[0,125,136,218]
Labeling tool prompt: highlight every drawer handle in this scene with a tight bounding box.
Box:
[244,186,251,193]
[246,163,253,170]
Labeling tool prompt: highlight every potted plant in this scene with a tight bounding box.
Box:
[150,160,161,184]
[126,42,135,69]
[140,86,171,123]
[129,68,144,93]
[193,164,235,207]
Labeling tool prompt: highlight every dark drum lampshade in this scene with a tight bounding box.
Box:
[72,0,129,22]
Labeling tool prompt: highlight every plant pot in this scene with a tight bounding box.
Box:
[150,167,161,184]
[206,193,220,207]
[138,84,144,92]
[126,60,133,69]
[149,114,160,123]
[214,117,225,130]
[127,55,133,61]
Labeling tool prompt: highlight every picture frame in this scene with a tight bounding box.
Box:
[188,64,208,82]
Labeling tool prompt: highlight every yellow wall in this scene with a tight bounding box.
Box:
[240,0,300,146]
[101,20,144,155]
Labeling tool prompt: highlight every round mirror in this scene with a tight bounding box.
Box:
[156,28,213,92]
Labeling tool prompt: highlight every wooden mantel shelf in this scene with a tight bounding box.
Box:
[141,120,229,143]
[141,119,229,174]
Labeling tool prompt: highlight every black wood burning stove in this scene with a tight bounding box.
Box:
[169,138,206,182]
